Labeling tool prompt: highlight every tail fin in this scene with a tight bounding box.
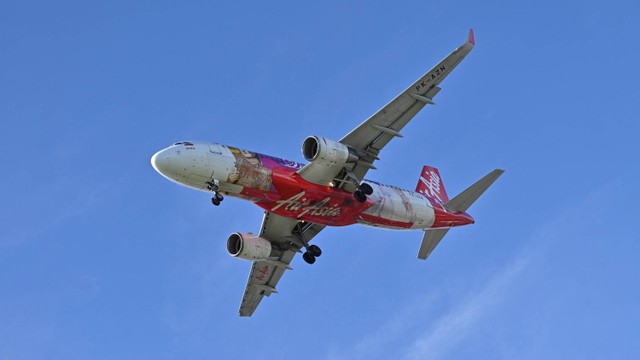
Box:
[416,166,449,203]
[417,168,505,261]
[445,169,505,212]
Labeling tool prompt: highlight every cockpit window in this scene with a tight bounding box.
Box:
[173,142,194,146]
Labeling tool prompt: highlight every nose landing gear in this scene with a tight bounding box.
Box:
[211,193,224,206]
[207,179,224,206]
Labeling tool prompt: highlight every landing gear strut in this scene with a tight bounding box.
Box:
[207,179,224,206]
[295,223,322,265]
[354,182,373,203]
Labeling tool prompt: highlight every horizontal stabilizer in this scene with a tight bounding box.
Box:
[445,169,504,213]
[417,228,450,260]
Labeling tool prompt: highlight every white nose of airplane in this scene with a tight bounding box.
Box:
[151,148,172,177]
[151,142,211,186]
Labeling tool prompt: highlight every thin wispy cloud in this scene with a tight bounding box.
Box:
[323,243,535,360]
[327,180,619,360]
[403,254,530,359]
[326,292,440,360]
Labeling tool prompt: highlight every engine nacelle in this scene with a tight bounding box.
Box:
[226,232,273,261]
[302,136,359,167]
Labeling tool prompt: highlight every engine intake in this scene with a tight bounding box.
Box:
[226,232,273,261]
[302,136,359,167]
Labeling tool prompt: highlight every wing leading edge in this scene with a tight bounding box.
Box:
[298,29,475,192]
[239,212,325,316]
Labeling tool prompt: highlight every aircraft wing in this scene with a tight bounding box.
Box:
[299,30,475,192]
[239,211,324,316]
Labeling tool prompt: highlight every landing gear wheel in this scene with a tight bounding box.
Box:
[308,244,322,257]
[359,183,373,195]
[354,190,367,203]
[207,179,223,207]
[302,251,316,264]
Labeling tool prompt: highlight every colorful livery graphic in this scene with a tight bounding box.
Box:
[152,30,504,316]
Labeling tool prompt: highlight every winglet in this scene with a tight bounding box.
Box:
[467,28,475,45]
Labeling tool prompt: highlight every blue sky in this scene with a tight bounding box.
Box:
[1,0,639,358]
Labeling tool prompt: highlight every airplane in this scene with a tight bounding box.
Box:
[151,29,504,317]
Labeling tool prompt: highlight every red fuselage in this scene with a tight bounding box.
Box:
[151,142,474,230]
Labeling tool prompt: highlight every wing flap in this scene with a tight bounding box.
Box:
[340,32,473,191]
[238,212,325,317]
[239,249,296,316]
[340,35,473,151]
[296,31,474,189]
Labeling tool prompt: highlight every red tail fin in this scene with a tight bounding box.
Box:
[415,166,449,203]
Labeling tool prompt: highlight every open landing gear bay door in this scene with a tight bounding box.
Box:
[239,212,324,316]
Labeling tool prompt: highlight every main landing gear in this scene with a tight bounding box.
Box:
[354,182,373,203]
[300,183,374,264]
[295,223,322,265]
[207,179,224,206]
[302,245,322,264]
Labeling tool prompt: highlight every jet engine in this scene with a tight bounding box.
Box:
[302,136,359,167]
[226,232,273,261]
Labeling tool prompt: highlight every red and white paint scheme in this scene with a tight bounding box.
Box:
[151,29,504,317]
